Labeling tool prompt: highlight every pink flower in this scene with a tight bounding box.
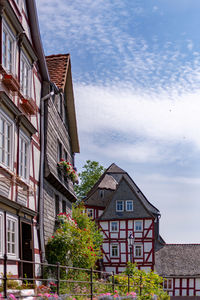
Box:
[8,295,17,300]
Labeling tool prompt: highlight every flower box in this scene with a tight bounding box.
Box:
[57,160,79,183]
[20,97,37,115]
[2,73,20,92]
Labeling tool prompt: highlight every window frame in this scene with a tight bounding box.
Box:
[134,220,143,232]
[57,141,62,162]
[6,214,18,259]
[110,221,119,232]
[87,208,94,219]
[55,195,60,217]
[126,200,133,211]
[111,244,119,258]
[163,278,173,290]
[19,130,30,181]
[134,244,143,258]
[20,51,32,98]
[62,200,66,213]
[2,19,16,75]
[116,200,124,212]
[0,211,4,258]
[0,109,14,170]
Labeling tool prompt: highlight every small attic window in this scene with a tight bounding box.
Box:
[99,190,104,199]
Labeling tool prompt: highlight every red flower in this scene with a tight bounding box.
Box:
[60,158,64,161]
[52,236,54,238]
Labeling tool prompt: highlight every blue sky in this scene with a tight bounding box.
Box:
[36,0,200,243]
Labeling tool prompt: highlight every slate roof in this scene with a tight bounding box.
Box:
[85,163,159,215]
[99,176,154,220]
[155,244,200,276]
[46,54,69,90]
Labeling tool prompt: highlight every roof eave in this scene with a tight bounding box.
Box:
[27,0,50,83]
[64,59,80,153]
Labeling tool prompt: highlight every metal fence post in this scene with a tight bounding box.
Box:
[139,273,142,296]
[112,271,115,294]
[3,254,7,299]
[90,268,93,300]
[128,273,130,293]
[57,262,60,296]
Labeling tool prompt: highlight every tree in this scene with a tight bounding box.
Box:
[74,160,105,199]
[46,204,103,269]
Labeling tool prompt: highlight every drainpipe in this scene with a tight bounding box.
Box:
[39,90,54,262]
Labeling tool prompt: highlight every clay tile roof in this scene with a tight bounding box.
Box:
[46,54,69,90]
[155,244,200,276]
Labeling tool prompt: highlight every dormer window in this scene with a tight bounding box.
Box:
[116,200,124,212]
[20,52,31,97]
[2,21,15,74]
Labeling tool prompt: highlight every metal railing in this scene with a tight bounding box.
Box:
[0,254,138,299]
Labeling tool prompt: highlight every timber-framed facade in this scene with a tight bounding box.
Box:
[84,163,165,274]
[0,0,49,279]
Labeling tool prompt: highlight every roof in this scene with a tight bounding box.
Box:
[98,174,118,190]
[46,54,69,90]
[155,244,200,277]
[45,54,80,153]
[99,176,154,220]
[107,163,126,174]
[85,163,159,215]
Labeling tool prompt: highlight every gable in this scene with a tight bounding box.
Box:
[100,178,153,220]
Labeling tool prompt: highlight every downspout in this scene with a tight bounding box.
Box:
[39,90,54,262]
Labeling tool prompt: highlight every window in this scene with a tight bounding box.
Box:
[134,245,143,258]
[62,200,66,213]
[55,195,60,217]
[20,52,31,97]
[7,216,18,257]
[111,244,119,257]
[126,200,133,211]
[116,200,124,212]
[99,190,104,199]
[57,141,62,162]
[110,221,119,232]
[0,212,4,256]
[64,150,68,161]
[2,22,15,74]
[134,220,143,232]
[19,132,30,180]
[87,208,94,218]
[58,94,63,118]
[163,279,173,290]
[0,111,13,169]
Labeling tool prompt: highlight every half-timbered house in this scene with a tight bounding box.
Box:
[0,0,49,279]
[42,54,80,246]
[155,244,200,297]
[84,163,165,274]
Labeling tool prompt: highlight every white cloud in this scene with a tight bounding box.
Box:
[75,83,200,154]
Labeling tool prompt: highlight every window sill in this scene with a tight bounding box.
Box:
[2,72,20,92]
[19,95,37,115]
[0,164,15,177]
